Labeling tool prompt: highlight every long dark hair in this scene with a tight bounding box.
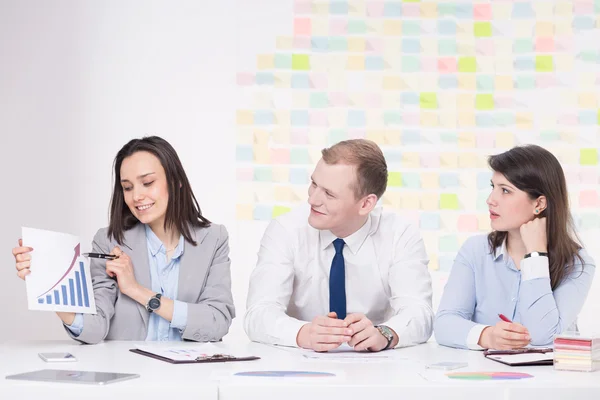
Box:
[107,136,210,245]
[487,145,582,289]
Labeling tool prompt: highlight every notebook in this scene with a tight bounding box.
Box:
[130,345,260,364]
[484,348,554,366]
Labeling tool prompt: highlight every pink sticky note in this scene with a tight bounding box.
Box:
[421,57,437,72]
[348,129,366,139]
[236,167,253,181]
[329,92,348,107]
[367,1,384,17]
[365,93,382,108]
[476,39,495,56]
[291,130,309,145]
[457,215,479,232]
[330,19,347,35]
[574,1,594,14]
[403,112,420,126]
[579,190,600,208]
[536,75,557,89]
[420,153,440,168]
[271,149,291,164]
[555,37,574,52]
[558,114,579,126]
[294,18,311,36]
[366,38,384,53]
[293,36,311,49]
[310,111,328,126]
[310,73,328,89]
[237,72,254,86]
[438,57,457,73]
[474,4,492,20]
[294,0,312,14]
[494,96,513,108]
[535,37,554,52]
[476,132,495,148]
[579,170,598,184]
[403,4,420,17]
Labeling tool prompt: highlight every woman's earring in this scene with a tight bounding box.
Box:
[535,209,539,214]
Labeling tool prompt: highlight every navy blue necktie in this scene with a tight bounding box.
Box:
[329,238,346,319]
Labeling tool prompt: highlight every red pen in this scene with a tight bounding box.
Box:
[498,313,512,323]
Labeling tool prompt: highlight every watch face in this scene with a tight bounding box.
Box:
[148,298,161,310]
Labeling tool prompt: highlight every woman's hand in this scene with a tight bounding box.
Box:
[13,239,34,280]
[520,217,548,254]
[105,247,140,297]
[479,321,531,350]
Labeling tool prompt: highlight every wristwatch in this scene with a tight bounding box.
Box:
[375,325,394,350]
[524,251,549,259]
[145,293,162,313]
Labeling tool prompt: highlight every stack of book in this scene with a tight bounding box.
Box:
[554,333,600,372]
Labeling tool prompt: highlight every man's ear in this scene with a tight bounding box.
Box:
[358,194,378,216]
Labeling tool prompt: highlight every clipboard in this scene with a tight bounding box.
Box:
[129,348,260,364]
[483,348,554,366]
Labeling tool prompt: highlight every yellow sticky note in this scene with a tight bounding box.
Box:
[459,153,478,168]
[308,148,322,163]
[440,153,458,168]
[440,193,460,210]
[272,205,292,218]
[236,129,253,145]
[440,214,459,230]
[308,131,327,146]
[272,167,290,183]
[578,93,598,109]
[292,92,309,108]
[253,130,270,146]
[514,21,532,37]
[275,111,291,127]
[312,1,329,14]
[312,19,329,35]
[494,58,513,73]
[382,93,402,108]
[236,110,253,125]
[254,186,274,202]
[492,4,511,19]
[420,93,438,109]
[253,145,271,164]
[555,54,574,72]
[494,38,513,55]
[420,194,438,211]
[366,130,385,143]
[458,132,476,148]
[420,172,439,189]
[291,186,307,202]
[477,57,495,73]
[458,192,477,210]
[495,132,514,148]
[458,93,476,109]
[347,55,365,70]
[274,186,293,202]
[458,39,476,55]
[348,0,366,16]
[257,54,274,70]
[458,75,477,90]
[236,204,254,220]
[421,112,439,127]
[382,75,406,90]
[402,153,421,168]
[516,113,533,130]
[581,149,599,165]
[382,191,402,209]
[459,172,476,190]
[577,73,596,88]
[439,113,457,128]
[554,2,573,16]
[428,254,439,271]
[458,112,476,127]
[366,20,384,35]
[383,20,402,35]
[272,129,290,144]
[276,36,294,50]
[274,72,291,88]
[533,2,553,18]
[400,193,420,209]
[420,3,438,18]
[478,214,491,231]
[420,38,437,54]
[554,20,572,35]
[495,76,513,91]
[348,37,366,52]
[476,94,494,110]
[384,130,402,145]
[388,172,402,187]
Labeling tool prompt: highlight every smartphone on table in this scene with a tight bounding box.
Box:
[38,352,77,362]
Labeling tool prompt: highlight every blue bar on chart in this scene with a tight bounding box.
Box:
[38,298,43,304]
[75,271,83,307]
[80,261,90,307]
[46,294,52,304]
[69,278,75,306]
[62,285,68,306]
[54,290,59,304]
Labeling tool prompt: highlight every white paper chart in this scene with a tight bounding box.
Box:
[22,227,96,314]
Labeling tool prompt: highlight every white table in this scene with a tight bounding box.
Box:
[2,340,600,400]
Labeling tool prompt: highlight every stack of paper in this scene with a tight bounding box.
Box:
[554,333,600,372]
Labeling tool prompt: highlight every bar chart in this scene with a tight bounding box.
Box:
[36,261,90,308]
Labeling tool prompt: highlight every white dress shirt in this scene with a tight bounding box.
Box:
[244,204,433,348]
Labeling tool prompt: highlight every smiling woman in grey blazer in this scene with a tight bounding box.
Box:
[13,136,235,344]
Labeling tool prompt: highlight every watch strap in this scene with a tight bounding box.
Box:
[376,325,394,350]
[524,251,549,259]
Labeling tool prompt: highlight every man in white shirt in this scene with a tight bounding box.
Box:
[244,139,433,352]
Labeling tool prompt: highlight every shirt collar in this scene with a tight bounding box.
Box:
[493,239,508,261]
[319,212,374,255]
[144,224,185,259]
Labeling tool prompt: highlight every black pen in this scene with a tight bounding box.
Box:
[82,252,118,260]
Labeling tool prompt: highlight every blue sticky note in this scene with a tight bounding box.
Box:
[512,2,535,18]
[383,150,403,163]
[402,92,420,105]
[402,38,421,53]
[439,173,460,189]
[572,17,595,31]
[290,148,311,164]
[402,172,421,189]
[311,37,329,52]
[514,57,535,71]
[383,2,402,17]
[254,111,274,125]
[477,192,490,211]
[403,130,421,145]
[290,168,309,184]
[402,21,421,36]
[477,75,495,91]
[328,129,347,144]
[274,54,292,69]
[494,113,515,126]
[329,37,348,51]
[513,39,533,54]
[540,131,560,141]
[420,213,440,230]
[236,145,253,162]
[439,75,458,89]
[515,75,536,89]
[579,111,598,125]
[365,56,385,70]
[439,235,459,252]
[439,39,457,55]
[477,171,492,189]
[256,72,274,85]
[383,111,402,125]
[330,1,348,14]
[438,20,457,35]
[439,256,454,271]
[476,114,495,127]
[454,4,473,19]
[254,167,272,182]
[253,205,272,221]
[402,56,420,72]
[347,110,366,127]
[291,110,309,126]
[441,132,458,144]
[291,74,310,89]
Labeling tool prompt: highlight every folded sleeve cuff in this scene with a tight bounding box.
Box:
[65,313,84,337]
[171,300,188,331]
[279,318,310,348]
[520,256,550,281]
[466,323,489,350]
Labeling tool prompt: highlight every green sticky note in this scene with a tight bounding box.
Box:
[384,111,402,125]
[402,56,420,72]
[274,54,292,69]
[388,172,402,187]
[474,22,492,37]
[420,92,438,109]
[292,54,310,70]
[580,149,598,165]
[348,20,367,34]
[439,235,459,252]
[540,131,560,141]
[513,39,533,53]
[440,193,460,210]
[458,57,476,72]
[254,168,272,182]
[476,94,494,110]
[535,55,553,72]
[310,93,329,108]
[272,206,291,218]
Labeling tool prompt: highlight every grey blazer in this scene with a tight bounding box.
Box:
[65,223,235,344]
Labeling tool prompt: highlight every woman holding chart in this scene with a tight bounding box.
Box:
[12,136,234,344]
[434,145,595,350]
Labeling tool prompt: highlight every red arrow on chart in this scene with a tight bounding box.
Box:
[37,243,80,298]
